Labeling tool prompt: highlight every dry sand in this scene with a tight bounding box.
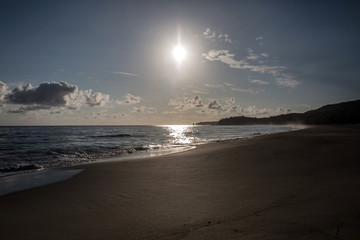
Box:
[1,125,360,240]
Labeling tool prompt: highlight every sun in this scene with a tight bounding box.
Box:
[172,45,187,63]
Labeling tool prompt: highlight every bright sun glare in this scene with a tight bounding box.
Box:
[172,45,187,63]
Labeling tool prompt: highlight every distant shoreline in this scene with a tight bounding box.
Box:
[197,99,360,125]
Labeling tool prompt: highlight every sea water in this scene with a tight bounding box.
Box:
[0,125,302,177]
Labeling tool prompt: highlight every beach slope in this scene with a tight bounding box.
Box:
[1,125,360,239]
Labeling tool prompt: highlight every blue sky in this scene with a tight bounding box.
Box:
[0,0,359,125]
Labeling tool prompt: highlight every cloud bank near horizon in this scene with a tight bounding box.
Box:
[0,81,110,113]
[169,95,292,118]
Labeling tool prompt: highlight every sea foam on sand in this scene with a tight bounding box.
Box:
[0,169,83,196]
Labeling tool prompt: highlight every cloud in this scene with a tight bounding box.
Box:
[133,106,145,113]
[111,71,139,77]
[146,107,157,113]
[207,99,223,110]
[169,96,225,114]
[7,105,52,113]
[219,34,232,43]
[117,93,141,105]
[246,48,259,60]
[191,89,208,94]
[1,81,111,113]
[169,96,205,111]
[5,82,77,106]
[203,28,216,40]
[256,36,264,41]
[50,108,69,115]
[250,79,270,85]
[203,83,221,88]
[203,28,232,43]
[202,49,284,74]
[261,53,269,58]
[169,95,292,118]
[202,50,238,62]
[188,96,204,108]
[82,90,110,107]
[132,106,157,113]
[231,88,258,94]
[202,49,301,87]
[226,97,235,105]
[275,74,300,88]
[88,111,130,120]
[224,105,292,118]
[0,81,9,106]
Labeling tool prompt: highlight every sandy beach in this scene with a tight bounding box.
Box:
[1,125,360,240]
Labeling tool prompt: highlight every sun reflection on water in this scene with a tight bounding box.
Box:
[163,125,194,145]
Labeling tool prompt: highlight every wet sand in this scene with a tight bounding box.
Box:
[1,125,360,239]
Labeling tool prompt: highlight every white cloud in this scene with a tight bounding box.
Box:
[202,49,284,74]
[82,90,110,107]
[88,111,130,120]
[202,49,301,87]
[0,81,9,106]
[168,95,292,118]
[250,79,270,85]
[191,88,208,94]
[231,88,258,94]
[132,106,157,113]
[261,53,269,58]
[246,48,259,60]
[111,71,139,76]
[169,96,225,115]
[117,93,141,105]
[203,28,232,43]
[203,83,223,89]
[225,97,235,105]
[256,36,264,41]
[169,96,204,111]
[228,105,292,118]
[203,28,216,41]
[275,74,301,88]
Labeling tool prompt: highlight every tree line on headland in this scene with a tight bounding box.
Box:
[197,100,360,125]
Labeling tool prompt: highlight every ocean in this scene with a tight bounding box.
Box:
[0,125,302,177]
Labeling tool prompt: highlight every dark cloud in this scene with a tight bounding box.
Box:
[5,82,77,106]
[207,100,223,110]
[188,96,204,108]
[7,105,52,113]
[1,81,110,113]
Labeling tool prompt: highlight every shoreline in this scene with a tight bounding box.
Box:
[0,125,304,196]
[1,125,359,239]
[0,125,303,178]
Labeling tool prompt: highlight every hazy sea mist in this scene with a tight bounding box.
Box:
[0,125,302,177]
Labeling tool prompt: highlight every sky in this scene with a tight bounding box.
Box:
[0,0,359,125]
